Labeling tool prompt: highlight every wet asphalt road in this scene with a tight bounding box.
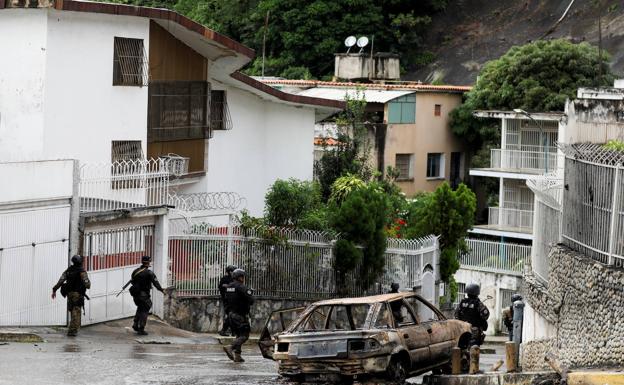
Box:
[0,318,506,385]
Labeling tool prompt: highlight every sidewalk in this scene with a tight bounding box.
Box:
[0,317,260,345]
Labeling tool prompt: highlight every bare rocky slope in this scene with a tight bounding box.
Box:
[407,0,624,86]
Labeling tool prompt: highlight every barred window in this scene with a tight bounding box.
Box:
[111,140,143,162]
[210,90,232,131]
[148,81,211,141]
[395,154,413,180]
[113,37,148,87]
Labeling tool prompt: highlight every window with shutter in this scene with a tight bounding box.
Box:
[395,154,413,180]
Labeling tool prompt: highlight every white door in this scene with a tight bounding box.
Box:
[0,205,70,326]
[81,225,155,325]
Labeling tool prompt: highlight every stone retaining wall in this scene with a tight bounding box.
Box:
[523,245,624,369]
[164,291,314,333]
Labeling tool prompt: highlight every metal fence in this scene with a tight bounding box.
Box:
[527,171,564,283]
[561,145,624,266]
[168,223,439,299]
[79,158,170,213]
[491,148,562,172]
[460,238,530,276]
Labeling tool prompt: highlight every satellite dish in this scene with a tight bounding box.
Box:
[357,36,369,48]
[345,36,357,48]
[345,36,356,53]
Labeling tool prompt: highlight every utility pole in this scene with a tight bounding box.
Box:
[262,10,270,78]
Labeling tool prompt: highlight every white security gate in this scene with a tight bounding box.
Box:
[82,225,155,325]
[0,205,71,326]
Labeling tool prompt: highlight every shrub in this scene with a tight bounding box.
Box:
[264,179,321,227]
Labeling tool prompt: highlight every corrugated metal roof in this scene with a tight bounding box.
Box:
[298,87,415,103]
[257,78,472,93]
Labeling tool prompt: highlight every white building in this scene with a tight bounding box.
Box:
[0,0,342,216]
[0,0,340,326]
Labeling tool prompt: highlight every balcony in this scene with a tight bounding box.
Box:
[471,147,563,179]
[79,159,170,213]
[471,207,534,239]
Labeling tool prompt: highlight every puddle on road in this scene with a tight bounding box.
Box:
[61,344,81,353]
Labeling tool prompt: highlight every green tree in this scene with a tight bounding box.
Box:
[403,183,476,282]
[330,183,389,292]
[450,39,614,149]
[315,93,372,201]
[264,179,321,227]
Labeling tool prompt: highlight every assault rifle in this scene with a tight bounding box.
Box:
[116,279,133,298]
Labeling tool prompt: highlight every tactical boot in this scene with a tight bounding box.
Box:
[137,330,148,336]
[233,353,245,363]
[218,330,229,336]
[67,332,77,337]
[223,346,235,361]
[132,324,139,332]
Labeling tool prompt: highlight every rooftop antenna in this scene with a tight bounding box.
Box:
[357,36,369,54]
[345,36,356,54]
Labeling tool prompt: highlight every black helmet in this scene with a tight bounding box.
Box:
[232,268,246,280]
[226,265,237,273]
[465,283,480,297]
[141,255,151,264]
[511,294,523,302]
[390,282,400,292]
[71,255,83,265]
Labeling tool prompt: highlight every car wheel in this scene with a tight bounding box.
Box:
[386,356,408,383]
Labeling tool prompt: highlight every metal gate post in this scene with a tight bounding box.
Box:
[608,165,622,265]
[226,214,233,265]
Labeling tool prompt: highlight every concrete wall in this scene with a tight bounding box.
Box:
[385,93,465,196]
[454,268,523,335]
[522,245,624,370]
[43,10,149,163]
[0,9,149,164]
[200,84,316,216]
[164,291,313,333]
[0,159,75,204]
[0,9,48,162]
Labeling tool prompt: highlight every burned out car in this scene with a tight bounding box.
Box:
[259,293,472,382]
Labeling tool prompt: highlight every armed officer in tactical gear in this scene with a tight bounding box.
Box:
[454,283,490,346]
[52,255,91,336]
[218,265,237,336]
[503,294,522,340]
[129,255,164,335]
[223,268,254,363]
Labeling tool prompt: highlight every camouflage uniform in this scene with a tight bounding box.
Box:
[52,266,91,336]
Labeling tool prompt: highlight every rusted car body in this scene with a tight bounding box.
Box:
[259,292,472,382]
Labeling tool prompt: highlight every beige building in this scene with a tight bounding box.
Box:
[259,79,470,195]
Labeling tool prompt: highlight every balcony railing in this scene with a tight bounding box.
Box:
[460,238,530,275]
[79,159,170,213]
[490,148,562,172]
[488,207,534,233]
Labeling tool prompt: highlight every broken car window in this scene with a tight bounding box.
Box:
[327,306,350,330]
[374,304,393,329]
[300,305,331,331]
[405,296,440,323]
[390,300,416,327]
[350,304,371,329]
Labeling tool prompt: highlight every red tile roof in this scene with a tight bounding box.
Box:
[314,137,341,146]
[260,79,472,93]
[231,72,346,109]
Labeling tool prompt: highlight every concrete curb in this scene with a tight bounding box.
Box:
[424,371,555,385]
[0,332,44,343]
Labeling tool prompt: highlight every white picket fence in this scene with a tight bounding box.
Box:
[168,222,439,300]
